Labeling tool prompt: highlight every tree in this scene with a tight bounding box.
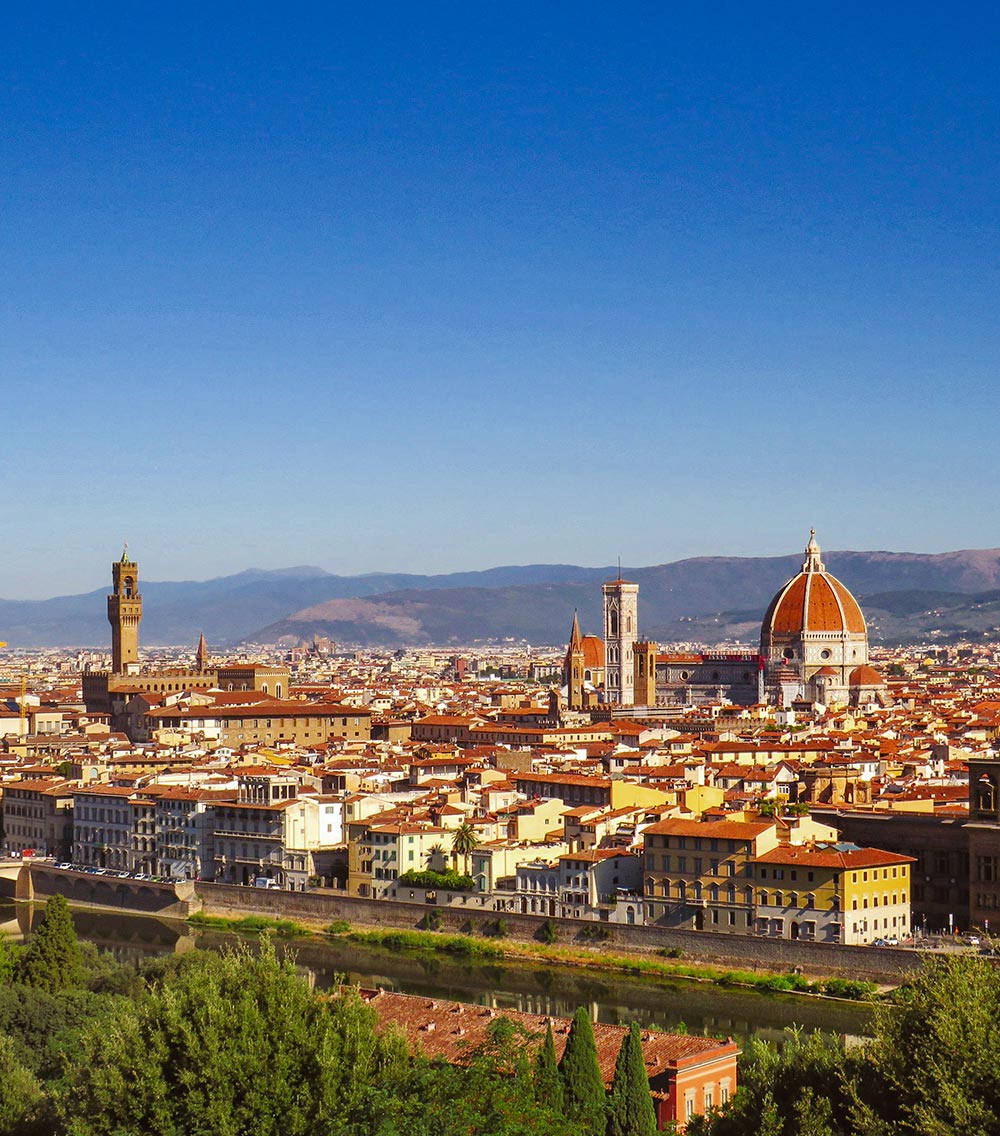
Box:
[450,822,480,877]
[0,1033,43,1136]
[606,1022,656,1136]
[854,954,1000,1135]
[534,1023,564,1112]
[559,1007,607,1136]
[15,894,83,992]
[57,938,409,1136]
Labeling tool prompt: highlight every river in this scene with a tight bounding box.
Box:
[1,901,873,1045]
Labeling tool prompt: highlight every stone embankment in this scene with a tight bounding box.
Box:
[1,863,924,983]
[195,882,921,984]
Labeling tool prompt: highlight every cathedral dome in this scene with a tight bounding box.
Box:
[761,531,866,641]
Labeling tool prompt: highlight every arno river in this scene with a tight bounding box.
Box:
[0,901,873,1045]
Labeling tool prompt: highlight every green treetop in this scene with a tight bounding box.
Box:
[559,1007,607,1136]
[534,1022,564,1112]
[606,1021,656,1136]
[15,893,83,992]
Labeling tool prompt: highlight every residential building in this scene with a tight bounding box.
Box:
[753,844,914,944]
[2,779,73,858]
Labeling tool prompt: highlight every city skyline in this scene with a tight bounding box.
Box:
[5,5,1000,596]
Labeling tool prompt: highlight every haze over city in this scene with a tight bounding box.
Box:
[5,5,1000,597]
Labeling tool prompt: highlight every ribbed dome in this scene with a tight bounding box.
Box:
[761,531,866,639]
[849,664,884,686]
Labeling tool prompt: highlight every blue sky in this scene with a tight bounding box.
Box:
[4,3,999,597]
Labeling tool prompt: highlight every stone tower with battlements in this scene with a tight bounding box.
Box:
[108,546,142,674]
[633,639,658,707]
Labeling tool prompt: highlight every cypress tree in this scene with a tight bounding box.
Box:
[534,1022,564,1111]
[606,1022,656,1136]
[15,893,83,992]
[559,1007,606,1135]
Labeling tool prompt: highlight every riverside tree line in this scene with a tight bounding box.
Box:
[0,895,996,1135]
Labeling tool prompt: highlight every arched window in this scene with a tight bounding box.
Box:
[692,881,702,901]
[789,892,798,908]
[660,879,671,897]
[609,609,619,637]
[758,890,768,905]
[709,884,719,903]
[677,881,687,901]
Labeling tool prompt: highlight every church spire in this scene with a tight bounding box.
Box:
[196,632,209,672]
[803,528,825,573]
[569,609,582,652]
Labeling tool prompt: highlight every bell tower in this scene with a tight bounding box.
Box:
[603,572,639,706]
[108,545,142,674]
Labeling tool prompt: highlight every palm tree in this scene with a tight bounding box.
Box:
[450,822,480,877]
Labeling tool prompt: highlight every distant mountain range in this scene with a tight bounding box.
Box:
[6,548,1000,650]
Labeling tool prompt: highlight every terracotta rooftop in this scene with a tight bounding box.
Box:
[359,989,736,1083]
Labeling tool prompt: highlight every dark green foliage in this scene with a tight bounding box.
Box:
[855,954,1000,1135]
[0,1033,43,1136]
[423,908,444,931]
[606,1021,656,1136]
[539,918,558,944]
[56,937,410,1136]
[0,984,116,1083]
[535,1023,564,1112]
[704,1030,858,1136]
[15,895,83,992]
[398,868,475,890]
[559,1007,607,1136]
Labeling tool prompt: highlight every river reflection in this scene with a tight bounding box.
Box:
[2,902,872,1045]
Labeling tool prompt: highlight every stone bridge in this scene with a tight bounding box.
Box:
[0,861,199,918]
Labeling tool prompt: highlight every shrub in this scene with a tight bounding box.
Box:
[325,920,351,936]
[398,869,476,891]
[538,919,558,945]
[657,946,683,959]
[423,909,444,932]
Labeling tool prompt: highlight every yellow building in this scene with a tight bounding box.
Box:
[753,845,914,945]
[346,818,450,898]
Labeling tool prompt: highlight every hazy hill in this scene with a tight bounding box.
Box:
[7,550,1000,649]
[248,550,1000,649]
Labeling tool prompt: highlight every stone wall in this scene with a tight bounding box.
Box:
[195,883,921,982]
[26,865,197,918]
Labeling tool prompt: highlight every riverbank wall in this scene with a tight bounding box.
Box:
[18,864,197,918]
[195,882,921,983]
[7,864,924,983]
